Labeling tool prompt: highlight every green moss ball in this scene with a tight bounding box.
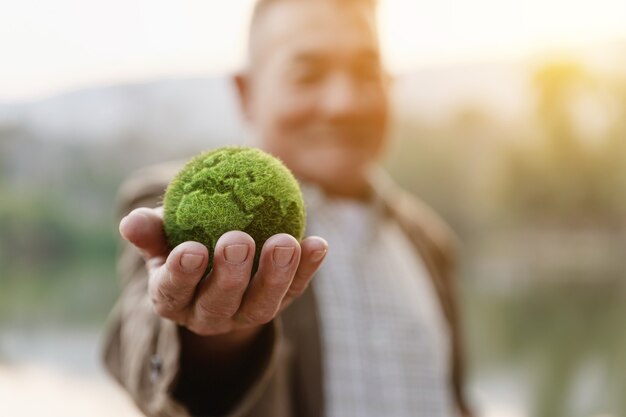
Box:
[163,146,306,272]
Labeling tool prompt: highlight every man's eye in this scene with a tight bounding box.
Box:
[290,67,324,84]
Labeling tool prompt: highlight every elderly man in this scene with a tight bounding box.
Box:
[103,0,472,416]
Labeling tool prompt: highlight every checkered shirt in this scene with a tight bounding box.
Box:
[303,182,455,417]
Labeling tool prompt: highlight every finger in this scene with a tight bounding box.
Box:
[149,241,208,320]
[236,234,301,325]
[119,207,169,260]
[193,231,255,322]
[281,236,328,306]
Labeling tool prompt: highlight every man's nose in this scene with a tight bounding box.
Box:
[319,73,362,120]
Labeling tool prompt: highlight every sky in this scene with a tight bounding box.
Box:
[1,0,625,102]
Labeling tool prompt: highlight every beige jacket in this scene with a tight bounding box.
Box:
[102,161,473,417]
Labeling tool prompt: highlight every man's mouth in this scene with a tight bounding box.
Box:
[308,126,373,146]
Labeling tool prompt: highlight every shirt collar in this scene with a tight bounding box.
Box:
[299,166,398,219]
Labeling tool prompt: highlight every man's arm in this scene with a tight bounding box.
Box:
[102,169,327,416]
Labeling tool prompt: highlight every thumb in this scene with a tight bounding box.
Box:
[119,207,170,260]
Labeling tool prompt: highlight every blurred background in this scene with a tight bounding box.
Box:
[1,1,625,416]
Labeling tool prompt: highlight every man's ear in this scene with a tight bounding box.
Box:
[233,72,253,123]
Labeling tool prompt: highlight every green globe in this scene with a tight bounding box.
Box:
[163,146,306,273]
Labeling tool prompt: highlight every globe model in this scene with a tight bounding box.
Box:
[163,146,306,272]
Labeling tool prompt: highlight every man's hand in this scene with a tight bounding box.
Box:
[118,206,328,351]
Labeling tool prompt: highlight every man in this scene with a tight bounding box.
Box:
[103,0,472,416]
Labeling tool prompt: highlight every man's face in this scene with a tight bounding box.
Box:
[238,1,390,197]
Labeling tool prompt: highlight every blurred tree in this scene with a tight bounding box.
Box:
[496,60,626,225]
[485,59,626,416]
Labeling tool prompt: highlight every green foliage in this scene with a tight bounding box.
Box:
[0,189,116,266]
[496,61,626,225]
[163,147,306,272]
[0,187,118,326]
[464,276,626,417]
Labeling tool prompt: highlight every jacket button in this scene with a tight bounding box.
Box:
[150,354,162,383]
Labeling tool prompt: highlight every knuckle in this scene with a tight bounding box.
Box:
[262,272,292,288]
[156,286,180,311]
[214,273,248,292]
[286,283,308,298]
[153,303,178,320]
[240,308,274,325]
[196,300,236,319]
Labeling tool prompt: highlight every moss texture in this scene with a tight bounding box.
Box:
[163,146,306,273]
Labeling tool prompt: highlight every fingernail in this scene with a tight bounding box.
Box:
[180,253,204,272]
[224,244,249,264]
[310,249,327,263]
[273,246,295,267]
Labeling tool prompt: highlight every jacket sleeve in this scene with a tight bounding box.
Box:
[100,163,287,417]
